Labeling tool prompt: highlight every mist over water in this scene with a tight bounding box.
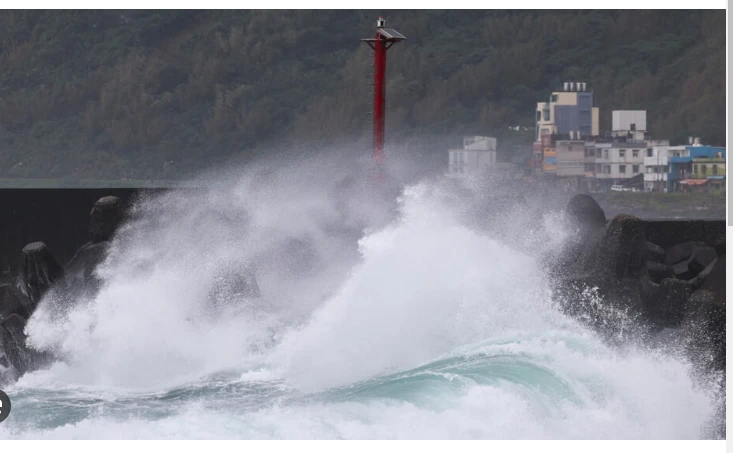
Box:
[0,151,720,439]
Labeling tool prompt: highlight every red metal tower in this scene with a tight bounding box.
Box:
[362,17,406,167]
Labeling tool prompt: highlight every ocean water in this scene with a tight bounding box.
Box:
[0,159,721,439]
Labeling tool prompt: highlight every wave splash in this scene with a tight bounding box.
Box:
[1,157,719,439]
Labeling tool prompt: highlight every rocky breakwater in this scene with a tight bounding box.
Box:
[549,194,725,435]
[0,196,128,380]
[0,194,261,383]
[552,194,725,370]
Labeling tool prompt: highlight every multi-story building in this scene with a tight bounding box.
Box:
[691,155,726,193]
[643,145,685,192]
[583,141,605,191]
[556,136,586,189]
[591,140,646,190]
[691,157,725,179]
[535,82,600,141]
[447,136,497,176]
[667,144,726,193]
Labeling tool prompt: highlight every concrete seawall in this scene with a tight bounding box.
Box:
[643,219,726,248]
[0,189,725,278]
[0,189,169,281]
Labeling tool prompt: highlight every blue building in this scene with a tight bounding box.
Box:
[667,145,726,193]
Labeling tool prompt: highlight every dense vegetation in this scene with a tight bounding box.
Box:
[0,10,725,181]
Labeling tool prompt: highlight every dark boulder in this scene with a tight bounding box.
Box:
[664,241,697,266]
[701,255,725,296]
[551,196,607,280]
[551,273,650,344]
[609,277,647,313]
[598,214,647,279]
[681,289,725,372]
[19,242,63,305]
[690,257,719,289]
[1,314,31,374]
[645,241,666,262]
[89,196,126,243]
[688,246,717,275]
[646,261,674,284]
[671,259,697,281]
[714,236,725,256]
[0,314,50,376]
[565,194,606,232]
[651,327,685,349]
[63,241,110,295]
[0,348,9,369]
[645,278,696,328]
[0,284,35,320]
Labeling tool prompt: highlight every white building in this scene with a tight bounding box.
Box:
[612,110,646,133]
[448,136,497,176]
[593,141,646,183]
[643,145,686,192]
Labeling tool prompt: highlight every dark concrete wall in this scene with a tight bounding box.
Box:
[644,220,725,248]
[0,189,169,281]
[0,188,726,281]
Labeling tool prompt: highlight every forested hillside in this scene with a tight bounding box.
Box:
[0,10,725,180]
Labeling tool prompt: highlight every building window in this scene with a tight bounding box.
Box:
[632,149,639,158]
[620,165,626,174]
[620,150,626,158]
[543,109,550,121]
[632,165,639,173]
[551,94,558,102]
[702,165,707,175]
[694,164,698,174]
[536,111,541,121]
[647,148,653,157]
[713,164,718,175]
[604,165,611,174]
[604,150,609,159]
